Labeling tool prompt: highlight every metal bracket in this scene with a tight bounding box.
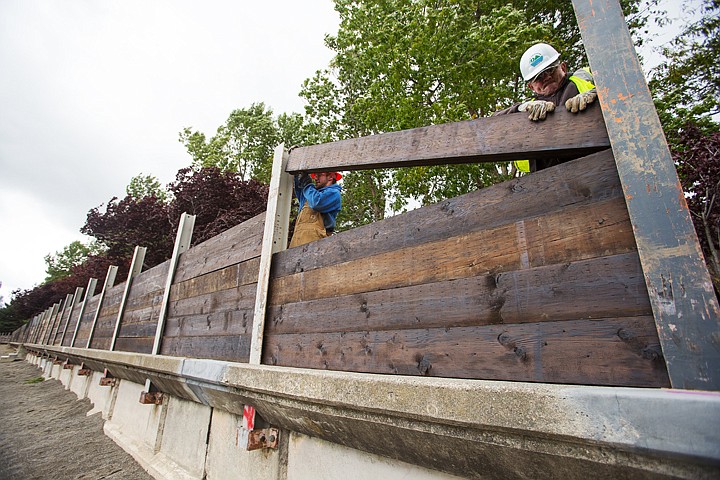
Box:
[78,363,92,376]
[99,368,117,387]
[242,405,279,450]
[62,360,74,369]
[247,428,279,450]
[139,380,164,405]
[52,356,62,365]
[139,391,164,404]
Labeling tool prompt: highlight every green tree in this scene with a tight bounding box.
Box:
[126,173,168,203]
[179,103,280,183]
[300,0,656,224]
[650,0,720,144]
[43,240,104,283]
[648,0,720,294]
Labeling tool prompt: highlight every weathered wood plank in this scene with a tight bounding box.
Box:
[267,253,650,335]
[287,105,608,173]
[273,149,621,278]
[168,282,257,318]
[61,301,84,347]
[163,310,253,338]
[262,316,668,387]
[71,296,100,348]
[160,335,251,362]
[269,196,636,305]
[169,258,260,303]
[174,213,265,283]
[114,322,157,338]
[113,336,154,354]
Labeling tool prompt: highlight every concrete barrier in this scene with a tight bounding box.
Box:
[18,349,720,480]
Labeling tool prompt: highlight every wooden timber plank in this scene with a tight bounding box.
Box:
[287,105,608,173]
[169,258,260,303]
[71,296,100,348]
[262,316,669,387]
[61,301,84,346]
[174,213,265,283]
[89,284,125,350]
[162,310,253,338]
[269,196,636,305]
[160,334,251,362]
[114,322,157,338]
[53,305,73,345]
[273,149,621,278]
[267,252,650,335]
[121,263,169,308]
[113,336,154,354]
[167,282,257,318]
[118,306,157,329]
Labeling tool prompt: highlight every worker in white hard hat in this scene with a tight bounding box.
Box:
[493,42,598,172]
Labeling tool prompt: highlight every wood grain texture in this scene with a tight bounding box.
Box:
[167,282,257,319]
[287,105,608,173]
[60,300,85,346]
[160,334,251,362]
[269,196,636,305]
[266,253,650,335]
[71,296,100,348]
[88,283,125,350]
[273,149,621,278]
[262,316,668,387]
[174,213,265,282]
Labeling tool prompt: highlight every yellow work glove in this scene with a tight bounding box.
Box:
[518,100,556,121]
[565,90,598,113]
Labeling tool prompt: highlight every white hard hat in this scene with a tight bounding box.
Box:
[519,43,561,81]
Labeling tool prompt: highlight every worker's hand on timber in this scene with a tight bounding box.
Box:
[565,90,597,113]
[296,172,313,189]
[518,100,556,121]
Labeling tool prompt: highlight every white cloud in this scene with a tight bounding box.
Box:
[0,0,339,303]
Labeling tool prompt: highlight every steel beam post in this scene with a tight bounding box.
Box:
[572,0,720,390]
[249,144,293,365]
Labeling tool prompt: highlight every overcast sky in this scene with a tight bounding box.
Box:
[0,0,693,305]
[0,1,339,303]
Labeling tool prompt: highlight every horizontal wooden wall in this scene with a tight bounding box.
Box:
[21,144,669,388]
[264,149,670,387]
[159,214,265,361]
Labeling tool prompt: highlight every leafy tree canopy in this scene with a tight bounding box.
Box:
[44,240,105,283]
[650,0,720,144]
[126,173,169,203]
[300,0,656,225]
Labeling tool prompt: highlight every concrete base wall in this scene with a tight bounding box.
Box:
[22,353,462,480]
[204,408,282,480]
[287,432,464,480]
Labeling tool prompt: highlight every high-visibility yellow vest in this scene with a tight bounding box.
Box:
[514,70,595,173]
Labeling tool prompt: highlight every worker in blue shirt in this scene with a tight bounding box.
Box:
[289,171,343,248]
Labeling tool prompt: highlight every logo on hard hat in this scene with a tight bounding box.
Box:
[529,53,544,67]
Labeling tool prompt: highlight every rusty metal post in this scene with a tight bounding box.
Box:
[572,0,720,390]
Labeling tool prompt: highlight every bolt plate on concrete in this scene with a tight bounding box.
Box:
[247,428,279,451]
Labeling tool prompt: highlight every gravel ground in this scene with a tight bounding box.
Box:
[0,344,153,480]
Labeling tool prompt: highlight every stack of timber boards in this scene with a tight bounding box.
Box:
[60,291,88,347]
[158,213,265,361]
[66,213,265,360]
[265,149,670,387]
[69,295,100,348]
[113,261,170,353]
[88,283,125,351]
